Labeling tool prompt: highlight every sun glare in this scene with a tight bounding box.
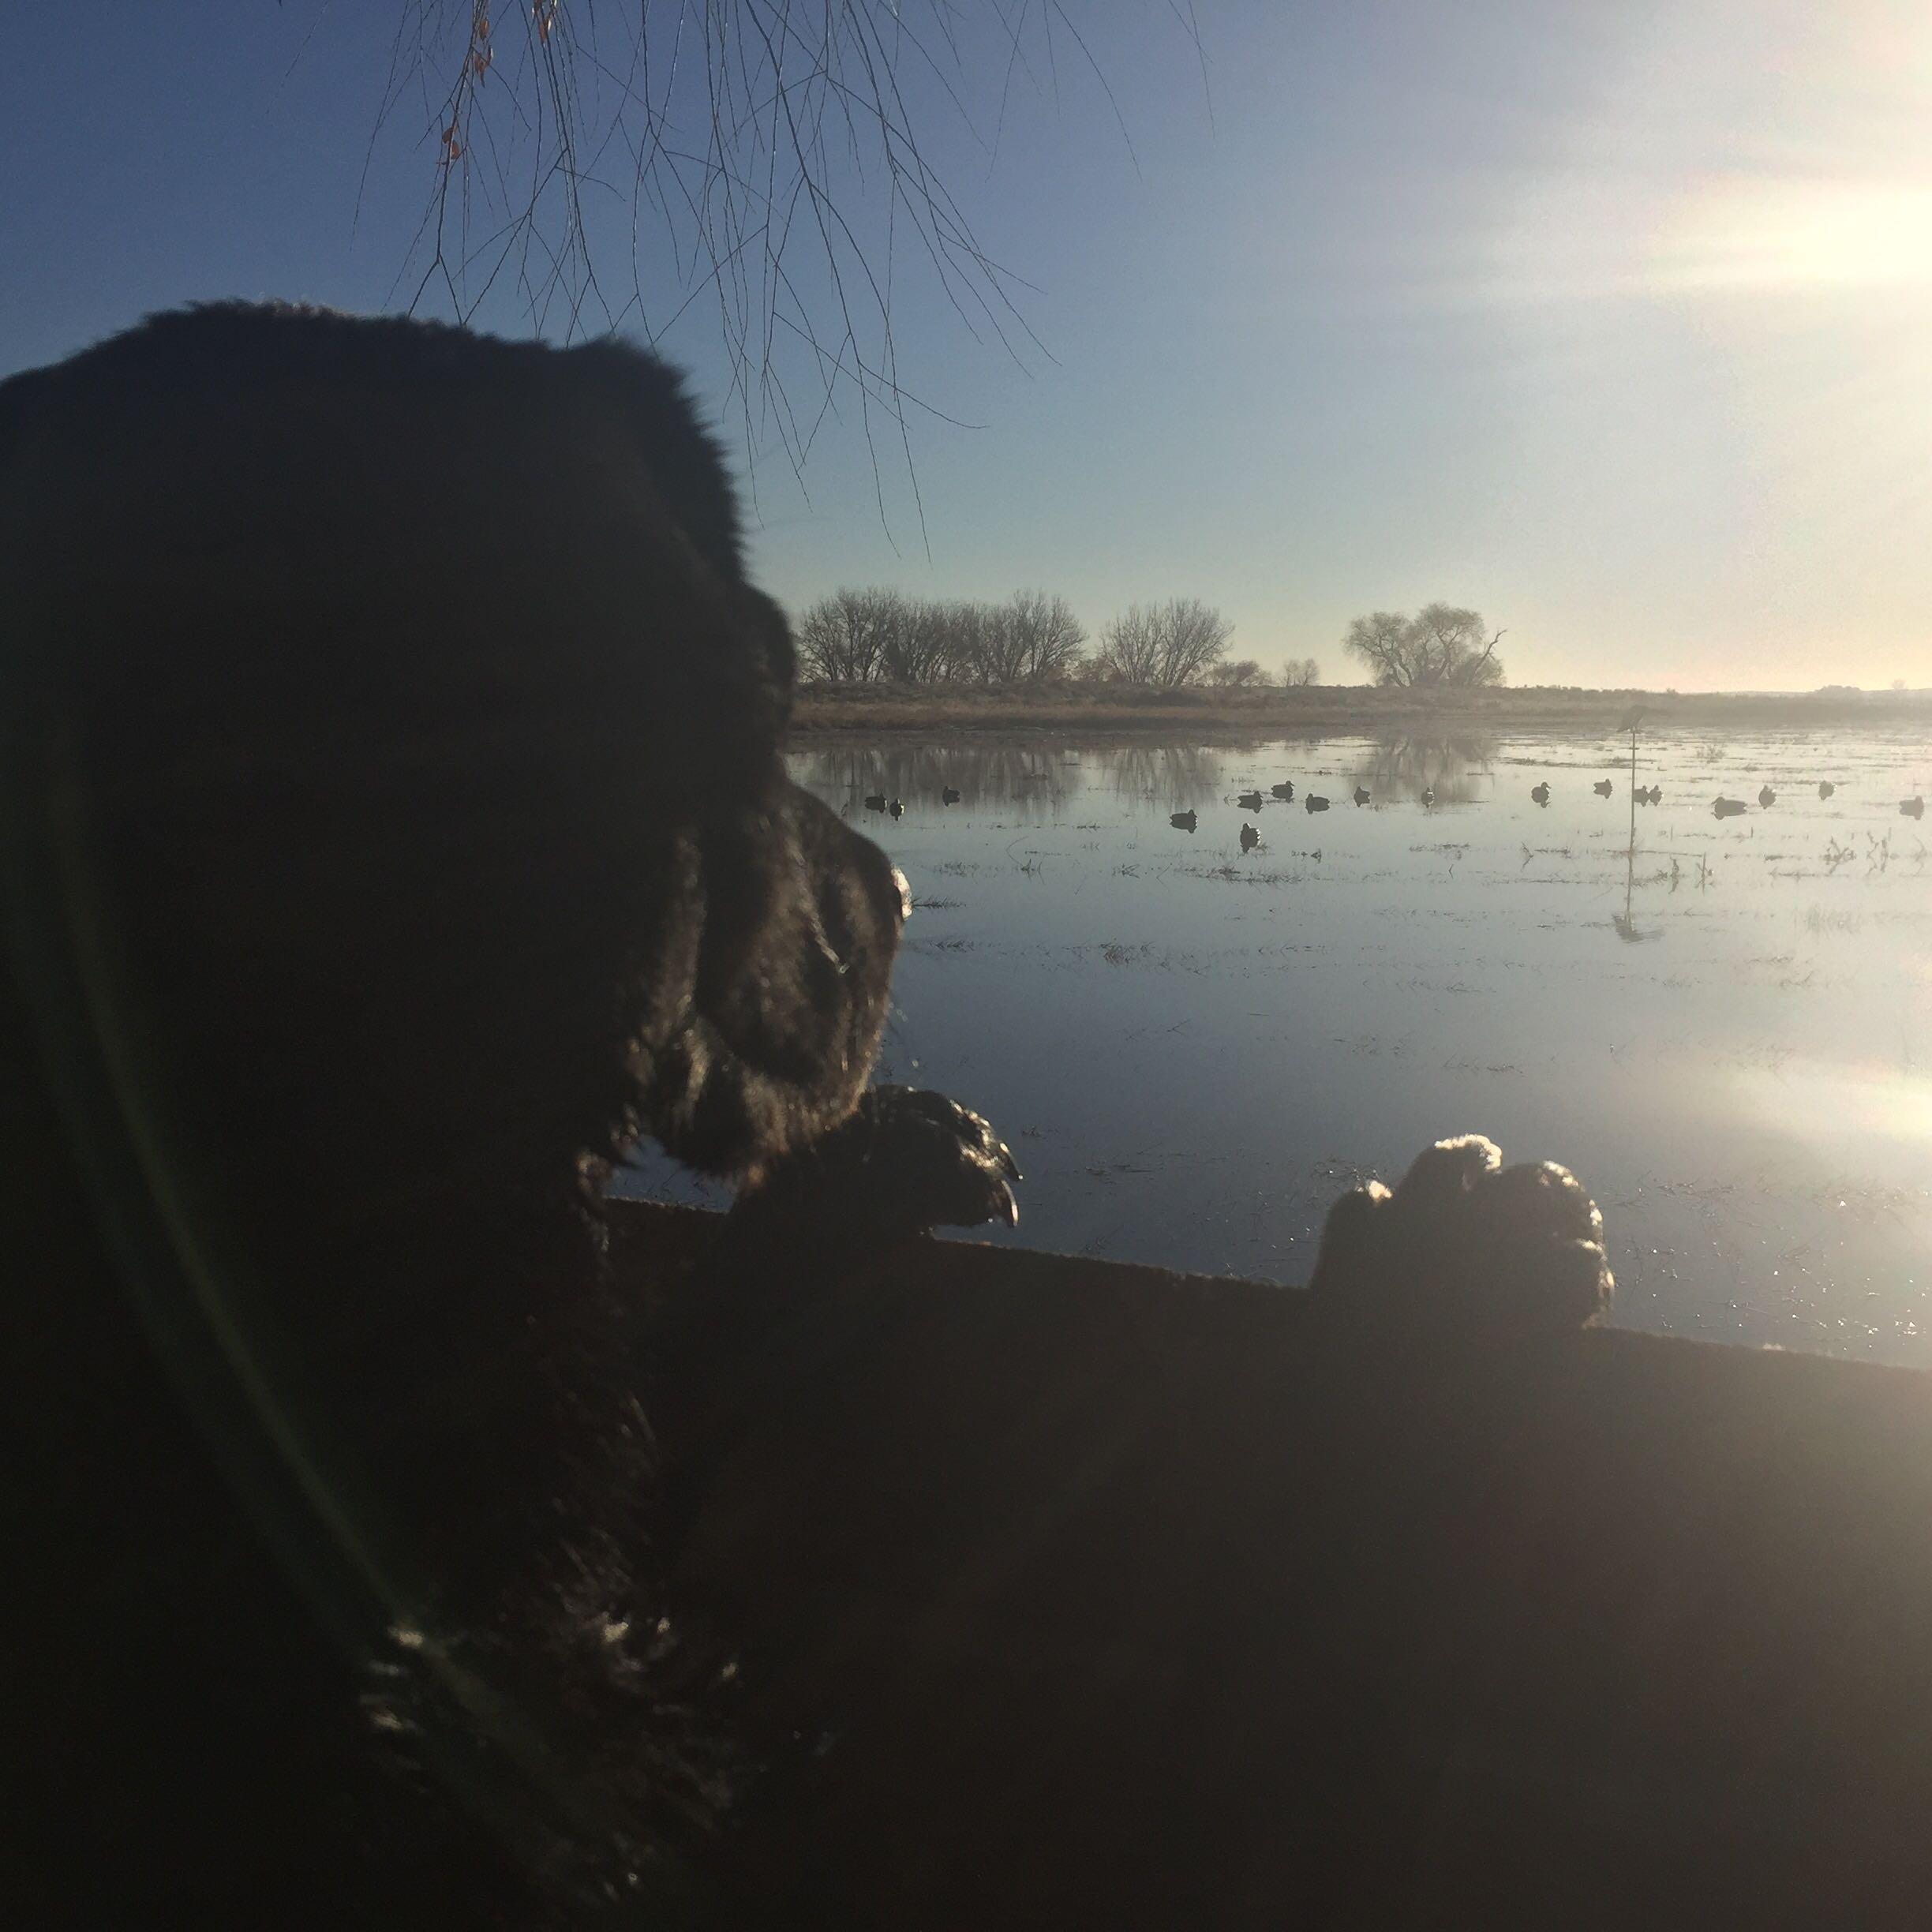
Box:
[1738,1061,1932,1159]
[1657,178,1932,295]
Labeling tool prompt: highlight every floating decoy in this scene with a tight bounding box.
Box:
[1420,787,1435,808]
[1530,781,1550,806]
[1170,809,1198,833]
[942,785,960,805]
[1642,785,1662,806]
[863,793,887,811]
[1239,822,1260,852]
[1758,785,1776,808]
[887,799,904,818]
[1270,780,1295,801]
[1818,781,1835,800]
[1305,793,1331,814]
[1353,785,1371,807]
[1904,797,1926,820]
[1237,790,1265,812]
[1713,796,1749,818]
[1593,779,1613,798]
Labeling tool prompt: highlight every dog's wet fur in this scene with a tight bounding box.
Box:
[0,303,998,1925]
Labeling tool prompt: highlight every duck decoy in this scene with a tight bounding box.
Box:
[1818,781,1836,800]
[1593,779,1613,798]
[1237,790,1265,812]
[863,793,887,811]
[1353,785,1371,807]
[1713,796,1749,818]
[888,799,904,819]
[1305,793,1331,814]
[1270,781,1295,801]
[1239,822,1260,852]
[1170,809,1198,833]
[1641,785,1662,806]
[1530,781,1550,806]
[942,785,960,805]
[1420,787,1435,808]
[1904,797,1926,820]
[1758,785,1776,808]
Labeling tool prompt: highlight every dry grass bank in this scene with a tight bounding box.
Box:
[790,680,1932,739]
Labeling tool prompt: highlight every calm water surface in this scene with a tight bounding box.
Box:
[620,727,1932,1365]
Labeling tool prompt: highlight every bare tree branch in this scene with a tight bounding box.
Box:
[374,4,1185,548]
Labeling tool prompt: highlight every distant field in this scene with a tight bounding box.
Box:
[791,682,1931,737]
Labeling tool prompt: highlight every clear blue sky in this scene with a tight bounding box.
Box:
[5,2,1928,690]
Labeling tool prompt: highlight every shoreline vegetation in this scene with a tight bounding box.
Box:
[791,681,1932,739]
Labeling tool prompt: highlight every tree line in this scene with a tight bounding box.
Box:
[796,589,1325,689]
[796,589,1088,685]
[796,590,1514,691]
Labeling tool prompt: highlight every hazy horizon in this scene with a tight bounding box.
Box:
[4,3,1927,692]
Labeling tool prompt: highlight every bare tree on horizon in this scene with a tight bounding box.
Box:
[1096,598,1234,687]
[998,590,1089,683]
[1343,605,1506,688]
[1206,658,1267,689]
[793,586,1090,683]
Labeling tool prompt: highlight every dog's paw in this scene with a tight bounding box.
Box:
[733,1084,1020,1252]
[839,1085,1022,1234]
[1309,1133,1612,1339]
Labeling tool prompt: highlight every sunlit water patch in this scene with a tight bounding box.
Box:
[618,727,1932,1365]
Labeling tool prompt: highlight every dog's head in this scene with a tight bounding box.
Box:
[1,304,903,1291]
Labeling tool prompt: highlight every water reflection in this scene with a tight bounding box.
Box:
[626,725,1932,1365]
[793,741,1229,816]
[794,732,1511,816]
[1346,732,1496,806]
[1611,838,1666,945]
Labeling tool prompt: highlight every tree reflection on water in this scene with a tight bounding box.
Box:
[792,741,1230,816]
[1346,732,1498,806]
[793,733,1510,816]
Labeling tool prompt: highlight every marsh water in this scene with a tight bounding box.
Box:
[619,727,1932,1366]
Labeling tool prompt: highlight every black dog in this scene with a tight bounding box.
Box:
[0,303,1014,1926]
[1,304,1607,1927]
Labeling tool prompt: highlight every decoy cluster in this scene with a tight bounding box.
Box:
[1166,771,1376,844]
[862,762,1913,841]
[1520,769,1912,818]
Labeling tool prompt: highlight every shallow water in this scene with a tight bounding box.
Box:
[619,726,1932,1365]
